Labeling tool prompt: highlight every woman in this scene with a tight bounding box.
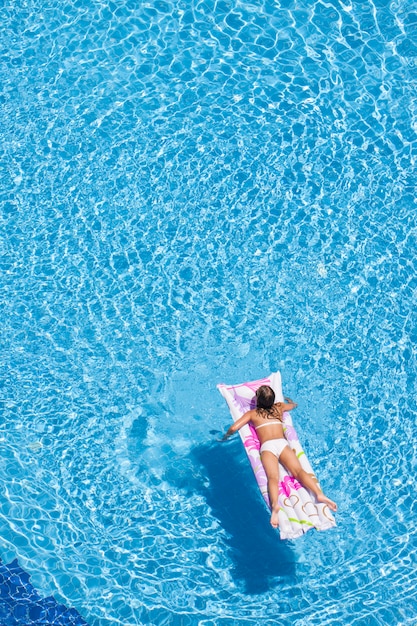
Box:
[222,385,337,528]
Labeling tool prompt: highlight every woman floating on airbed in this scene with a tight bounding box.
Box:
[222,385,338,528]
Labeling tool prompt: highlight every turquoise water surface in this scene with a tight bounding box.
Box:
[1,0,417,624]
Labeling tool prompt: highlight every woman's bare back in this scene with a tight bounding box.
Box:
[249,403,287,444]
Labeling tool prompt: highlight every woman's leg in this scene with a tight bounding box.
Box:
[260,451,281,528]
[279,446,337,511]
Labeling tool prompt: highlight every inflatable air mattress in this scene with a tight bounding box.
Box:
[217,371,336,540]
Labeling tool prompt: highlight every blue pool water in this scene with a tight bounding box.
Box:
[1,0,417,624]
[0,557,87,624]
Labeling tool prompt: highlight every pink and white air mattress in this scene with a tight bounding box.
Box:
[217,371,336,540]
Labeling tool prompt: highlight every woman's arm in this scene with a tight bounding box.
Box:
[281,397,297,411]
[221,410,253,441]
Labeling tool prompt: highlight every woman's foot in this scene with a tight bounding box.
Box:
[317,493,337,512]
[270,505,280,528]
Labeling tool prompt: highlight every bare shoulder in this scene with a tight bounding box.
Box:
[234,408,257,429]
[277,399,297,411]
[240,408,259,423]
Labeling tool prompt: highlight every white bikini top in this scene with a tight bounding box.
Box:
[254,419,283,431]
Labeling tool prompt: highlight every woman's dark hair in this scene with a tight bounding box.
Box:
[256,385,275,410]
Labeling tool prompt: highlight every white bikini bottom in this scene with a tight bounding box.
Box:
[260,438,289,460]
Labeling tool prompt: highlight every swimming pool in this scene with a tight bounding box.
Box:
[1,0,416,623]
